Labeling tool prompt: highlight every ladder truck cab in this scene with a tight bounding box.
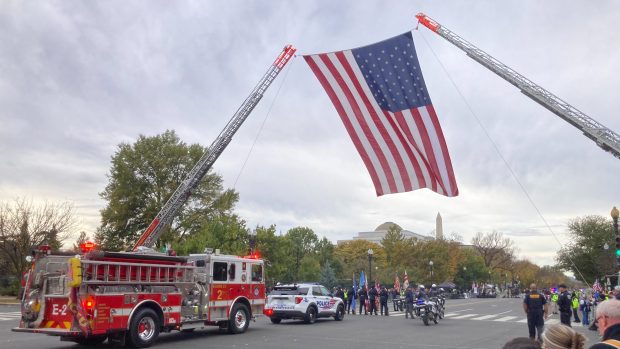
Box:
[15,243,265,348]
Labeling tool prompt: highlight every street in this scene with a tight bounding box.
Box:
[0,298,601,349]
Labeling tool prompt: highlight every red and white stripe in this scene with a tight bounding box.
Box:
[304,50,458,196]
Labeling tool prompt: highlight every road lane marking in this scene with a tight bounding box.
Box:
[472,314,497,320]
[494,316,518,322]
[517,319,527,323]
[451,314,478,319]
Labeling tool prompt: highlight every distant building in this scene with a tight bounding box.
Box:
[436,212,443,240]
[337,222,433,245]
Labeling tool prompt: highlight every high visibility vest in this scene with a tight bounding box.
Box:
[552,294,558,302]
[572,298,579,309]
[344,291,348,300]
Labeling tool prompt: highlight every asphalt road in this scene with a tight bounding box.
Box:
[0,298,602,349]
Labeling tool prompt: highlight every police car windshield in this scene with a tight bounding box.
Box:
[269,287,309,295]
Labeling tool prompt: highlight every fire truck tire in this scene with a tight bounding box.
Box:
[127,308,160,348]
[303,306,317,324]
[75,335,107,346]
[333,304,345,321]
[227,303,249,334]
[270,317,281,324]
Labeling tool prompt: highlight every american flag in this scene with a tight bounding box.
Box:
[304,31,458,197]
[394,274,401,293]
[403,270,409,289]
[593,279,603,293]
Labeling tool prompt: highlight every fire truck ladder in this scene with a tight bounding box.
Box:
[415,13,620,160]
[132,45,297,251]
[81,260,195,285]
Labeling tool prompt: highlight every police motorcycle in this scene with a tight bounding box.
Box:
[414,286,439,326]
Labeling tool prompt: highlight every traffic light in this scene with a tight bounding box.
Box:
[616,237,620,266]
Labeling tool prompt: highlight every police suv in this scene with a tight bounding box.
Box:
[264,283,345,324]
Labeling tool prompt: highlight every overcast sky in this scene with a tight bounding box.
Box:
[1,1,619,267]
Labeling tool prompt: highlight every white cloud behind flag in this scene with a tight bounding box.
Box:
[304,31,458,197]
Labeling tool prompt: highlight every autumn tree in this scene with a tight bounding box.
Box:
[335,240,385,284]
[97,130,238,250]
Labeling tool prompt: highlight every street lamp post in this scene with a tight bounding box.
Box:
[429,260,434,284]
[368,249,374,285]
[463,266,467,293]
[611,207,619,285]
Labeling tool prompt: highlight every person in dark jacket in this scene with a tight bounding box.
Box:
[404,285,415,319]
[368,285,379,315]
[335,287,345,303]
[347,286,356,314]
[380,286,389,316]
[523,283,548,341]
[557,284,572,326]
[358,286,368,315]
[588,300,620,349]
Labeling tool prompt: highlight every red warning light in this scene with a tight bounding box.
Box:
[80,241,96,254]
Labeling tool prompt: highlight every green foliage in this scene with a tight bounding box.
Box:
[556,215,615,283]
[174,215,248,256]
[285,227,319,281]
[319,261,337,289]
[97,130,238,250]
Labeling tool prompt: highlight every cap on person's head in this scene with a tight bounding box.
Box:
[559,284,567,289]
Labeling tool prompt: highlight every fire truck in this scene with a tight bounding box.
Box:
[13,44,296,348]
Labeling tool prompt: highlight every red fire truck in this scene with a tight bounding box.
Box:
[14,245,265,347]
[13,44,295,347]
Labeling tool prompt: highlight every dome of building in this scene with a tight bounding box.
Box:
[375,222,402,232]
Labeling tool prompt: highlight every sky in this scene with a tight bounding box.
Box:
[1,1,619,267]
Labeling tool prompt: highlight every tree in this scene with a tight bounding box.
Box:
[97,130,238,250]
[471,231,516,271]
[285,227,318,282]
[556,215,615,283]
[0,198,75,280]
[334,240,385,284]
[319,261,337,289]
[72,231,91,253]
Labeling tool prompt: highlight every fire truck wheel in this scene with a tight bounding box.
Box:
[304,306,317,324]
[333,304,345,321]
[228,303,249,334]
[128,308,160,348]
[270,317,281,324]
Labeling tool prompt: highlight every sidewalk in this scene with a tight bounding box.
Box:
[0,296,20,305]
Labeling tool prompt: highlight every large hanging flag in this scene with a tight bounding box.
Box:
[359,270,366,291]
[304,31,458,197]
[403,270,409,289]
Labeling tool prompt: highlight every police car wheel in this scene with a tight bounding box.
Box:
[228,304,249,334]
[334,305,345,321]
[128,308,160,348]
[304,306,317,324]
[270,317,282,324]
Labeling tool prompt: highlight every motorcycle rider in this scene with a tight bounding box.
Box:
[405,285,415,319]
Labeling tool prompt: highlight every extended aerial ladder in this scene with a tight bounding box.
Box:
[132,45,296,251]
[415,13,620,160]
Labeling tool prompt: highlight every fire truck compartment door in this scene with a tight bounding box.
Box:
[41,296,73,330]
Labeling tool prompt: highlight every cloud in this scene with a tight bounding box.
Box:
[1,1,619,269]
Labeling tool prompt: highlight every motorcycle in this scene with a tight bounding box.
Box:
[415,298,438,326]
[430,296,446,319]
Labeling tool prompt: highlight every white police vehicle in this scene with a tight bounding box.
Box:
[264,283,345,324]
